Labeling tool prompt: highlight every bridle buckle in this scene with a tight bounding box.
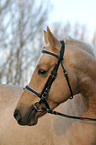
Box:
[34,101,43,112]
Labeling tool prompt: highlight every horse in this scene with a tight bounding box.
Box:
[14,26,96,145]
[0,85,85,145]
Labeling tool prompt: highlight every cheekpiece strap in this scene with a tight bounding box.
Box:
[60,40,65,60]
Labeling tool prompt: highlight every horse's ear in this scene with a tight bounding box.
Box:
[47,26,61,50]
[44,30,49,44]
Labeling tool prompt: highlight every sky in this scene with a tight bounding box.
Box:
[48,0,96,34]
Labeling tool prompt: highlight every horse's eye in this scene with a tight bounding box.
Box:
[38,69,47,76]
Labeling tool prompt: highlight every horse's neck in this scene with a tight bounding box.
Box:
[62,94,89,117]
[80,77,96,117]
[76,52,96,117]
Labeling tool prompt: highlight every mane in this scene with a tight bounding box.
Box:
[65,37,95,57]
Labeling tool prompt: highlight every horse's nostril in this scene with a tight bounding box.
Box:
[14,109,21,122]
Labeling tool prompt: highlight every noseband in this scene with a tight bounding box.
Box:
[24,41,96,122]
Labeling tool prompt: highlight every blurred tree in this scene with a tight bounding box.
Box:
[92,31,96,47]
[92,30,96,55]
[0,0,51,86]
[51,22,90,41]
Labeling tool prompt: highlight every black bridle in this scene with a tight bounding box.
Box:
[24,41,96,122]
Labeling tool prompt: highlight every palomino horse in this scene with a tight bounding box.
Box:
[14,27,96,145]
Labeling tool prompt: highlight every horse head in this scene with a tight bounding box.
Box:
[14,27,96,126]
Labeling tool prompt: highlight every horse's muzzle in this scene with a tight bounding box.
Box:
[14,107,38,126]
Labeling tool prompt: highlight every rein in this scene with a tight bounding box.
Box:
[24,41,96,122]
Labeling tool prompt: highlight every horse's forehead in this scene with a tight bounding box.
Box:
[38,53,56,67]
